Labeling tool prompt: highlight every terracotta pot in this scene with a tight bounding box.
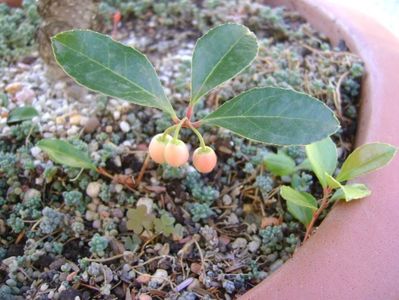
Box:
[241,0,399,299]
[0,0,22,8]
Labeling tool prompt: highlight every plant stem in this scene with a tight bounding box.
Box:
[304,187,332,242]
[162,124,178,140]
[173,118,186,142]
[188,122,206,149]
[186,104,194,120]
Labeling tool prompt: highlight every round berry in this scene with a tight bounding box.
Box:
[164,139,189,167]
[148,134,172,164]
[193,146,217,173]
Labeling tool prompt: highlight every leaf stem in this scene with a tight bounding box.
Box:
[188,122,206,149]
[186,104,194,120]
[304,187,332,241]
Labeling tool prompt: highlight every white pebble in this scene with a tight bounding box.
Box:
[86,182,102,198]
[248,240,260,253]
[113,111,121,120]
[136,198,153,214]
[150,269,168,285]
[30,146,41,158]
[232,237,247,249]
[119,121,130,133]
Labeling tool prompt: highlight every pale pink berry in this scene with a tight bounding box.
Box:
[148,134,172,164]
[164,140,189,167]
[192,146,217,173]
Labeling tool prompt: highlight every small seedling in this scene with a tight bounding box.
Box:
[38,23,339,177]
[279,137,397,240]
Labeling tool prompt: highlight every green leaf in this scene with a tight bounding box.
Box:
[51,30,175,117]
[126,205,155,234]
[305,137,338,188]
[331,183,371,202]
[336,143,397,182]
[122,234,141,253]
[202,87,340,145]
[153,214,176,237]
[263,151,296,176]
[280,186,318,210]
[191,23,258,103]
[7,106,39,124]
[37,139,96,170]
[280,186,317,226]
[325,173,341,189]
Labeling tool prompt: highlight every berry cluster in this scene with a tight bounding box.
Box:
[148,118,217,173]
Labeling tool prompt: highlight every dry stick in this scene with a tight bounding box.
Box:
[304,187,332,242]
[85,253,124,263]
[334,71,349,118]
[134,152,150,188]
[96,167,135,192]
[194,240,206,284]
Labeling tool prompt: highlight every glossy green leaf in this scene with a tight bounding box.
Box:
[325,173,341,189]
[51,30,175,117]
[336,143,397,182]
[37,139,96,170]
[202,87,340,145]
[280,185,318,210]
[263,151,296,176]
[7,106,39,124]
[305,137,338,188]
[331,183,371,202]
[191,23,258,103]
[280,186,317,226]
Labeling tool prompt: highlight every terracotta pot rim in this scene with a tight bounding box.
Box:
[241,1,399,299]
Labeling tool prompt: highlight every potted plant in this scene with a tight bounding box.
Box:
[1,1,398,299]
[241,0,399,299]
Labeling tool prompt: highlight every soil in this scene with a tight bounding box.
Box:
[0,1,364,299]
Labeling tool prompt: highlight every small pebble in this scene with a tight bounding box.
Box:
[85,211,98,221]
[105,125,113,133]
[113,111,121,120]
[119,121,130,133]
[92,220,101,229]
[5,82,22,94]
[69,114,81,125]
[136,197,153,214]
[190,263,202,275]
[23,188,41,202]
[84,117,100,133]
[227,213,239,225]
[55,116,65,125]
[112,208,123,219]
[30,146,41,158]
[40,283,49,292]
[248,240,260,253]
[16,88,35,103]
[150,269,168,285]
[222,194,232,206]
[86,182,102,198]
[231,237,247,249]
[136,274,151,284]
